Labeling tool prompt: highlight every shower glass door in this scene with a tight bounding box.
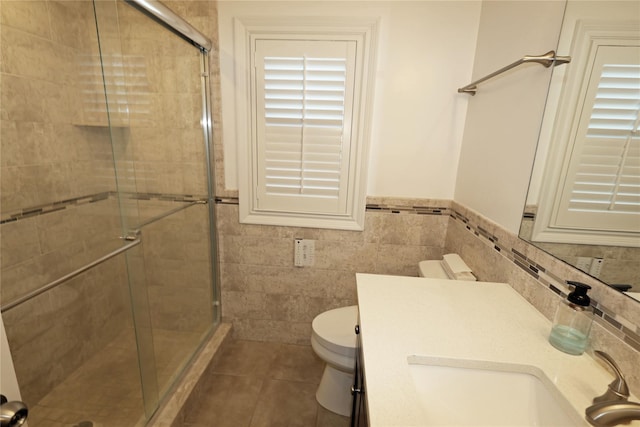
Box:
[0,0,218,425]
[92,0,219,418]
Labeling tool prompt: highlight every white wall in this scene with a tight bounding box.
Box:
[218,1,481,199]
[454,1,566,233]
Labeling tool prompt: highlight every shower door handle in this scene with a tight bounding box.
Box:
[0,395,28,427]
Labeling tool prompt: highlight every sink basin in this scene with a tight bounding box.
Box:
[407,356,584,426]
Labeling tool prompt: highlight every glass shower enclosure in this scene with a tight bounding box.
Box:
[0,0,220,425]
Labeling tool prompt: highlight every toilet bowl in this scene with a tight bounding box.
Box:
[310,254,475,416]
[311,305,358,416]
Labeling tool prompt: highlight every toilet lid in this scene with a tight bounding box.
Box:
[312,305,358,356]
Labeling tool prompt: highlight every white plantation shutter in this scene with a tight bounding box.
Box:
[253,39,357,215]
[555,45,640,234]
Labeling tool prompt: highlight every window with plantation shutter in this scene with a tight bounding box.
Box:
[554,45,640,236]
[254,40,356,214]
[236,26,376,231]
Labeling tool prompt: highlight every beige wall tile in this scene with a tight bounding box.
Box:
[229,318,312,345]
[0,218,40,268]
[0,258,46,303]
[217,203,448,343]
[374,212,448,246]
[1,74,43,122]
[0,198,125,304]
[374,243,442,276]
[220,235,294,267]
[0,165,42,213]
[48,1,96,50]
[148,285,212,331]
[2,256,131,404]
[0,1,51,39]
[220,262,356,300]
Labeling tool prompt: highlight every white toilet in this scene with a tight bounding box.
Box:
[310,254,476,416]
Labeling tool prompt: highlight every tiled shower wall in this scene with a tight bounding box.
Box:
[0,198,132,404]
[0,0,116,214]
[136,200,214,333]
[215,197,640,393]
[0,0,219,411]
[0,195,216,406]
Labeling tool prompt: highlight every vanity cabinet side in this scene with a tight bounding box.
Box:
[351,321,368,427]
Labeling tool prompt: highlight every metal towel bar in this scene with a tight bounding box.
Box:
[458,50,571,95]
[0,239,141,313]
[1,199,207,313]
[128,200,206,238]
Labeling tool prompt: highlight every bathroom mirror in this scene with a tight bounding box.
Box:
[520,0,640,302]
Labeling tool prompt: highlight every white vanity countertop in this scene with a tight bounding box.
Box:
[356,273,637,427]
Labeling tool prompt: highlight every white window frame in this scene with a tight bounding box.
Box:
[234,17,378,230]
[533,20,640,247]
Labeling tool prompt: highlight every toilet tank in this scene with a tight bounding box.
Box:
[419,254,476,281]
[418,260,450,279]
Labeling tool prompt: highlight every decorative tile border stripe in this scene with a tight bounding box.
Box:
[215,197,240,205]
[1,192,112,224]
[449,208,640,352]
[211,198,451,215]
[1,192,207,225]
[365,203,450,215]
[523,204,537,220]
[123,192,206,203]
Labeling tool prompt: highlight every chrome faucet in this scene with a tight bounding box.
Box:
[585,350,640,427]
[586,401,640,427]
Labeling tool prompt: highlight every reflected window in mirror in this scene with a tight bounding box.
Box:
[547,45,639,241]
[521,1,640,299]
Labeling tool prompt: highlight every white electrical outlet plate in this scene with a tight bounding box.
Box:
[294,239,304,267]
[576,257,592,272]
[589,258,604,277]
[294,239,315,267]
[302,240,315,266]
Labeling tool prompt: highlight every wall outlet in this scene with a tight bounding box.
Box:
[589,258,604,277]
[576,257,592,272]
[294,239,315,267]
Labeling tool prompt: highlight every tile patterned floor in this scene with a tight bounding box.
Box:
[182,340,351,427]
[27,328,206,427]
[25,335,349,427]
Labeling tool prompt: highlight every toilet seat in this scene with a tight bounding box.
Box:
[311,335,355,373]
[311,305,358,358]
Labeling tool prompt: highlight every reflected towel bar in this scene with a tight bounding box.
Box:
[458,50,571,95]
[0,239,141,313]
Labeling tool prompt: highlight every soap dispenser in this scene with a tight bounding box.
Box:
[549,281,593,355]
